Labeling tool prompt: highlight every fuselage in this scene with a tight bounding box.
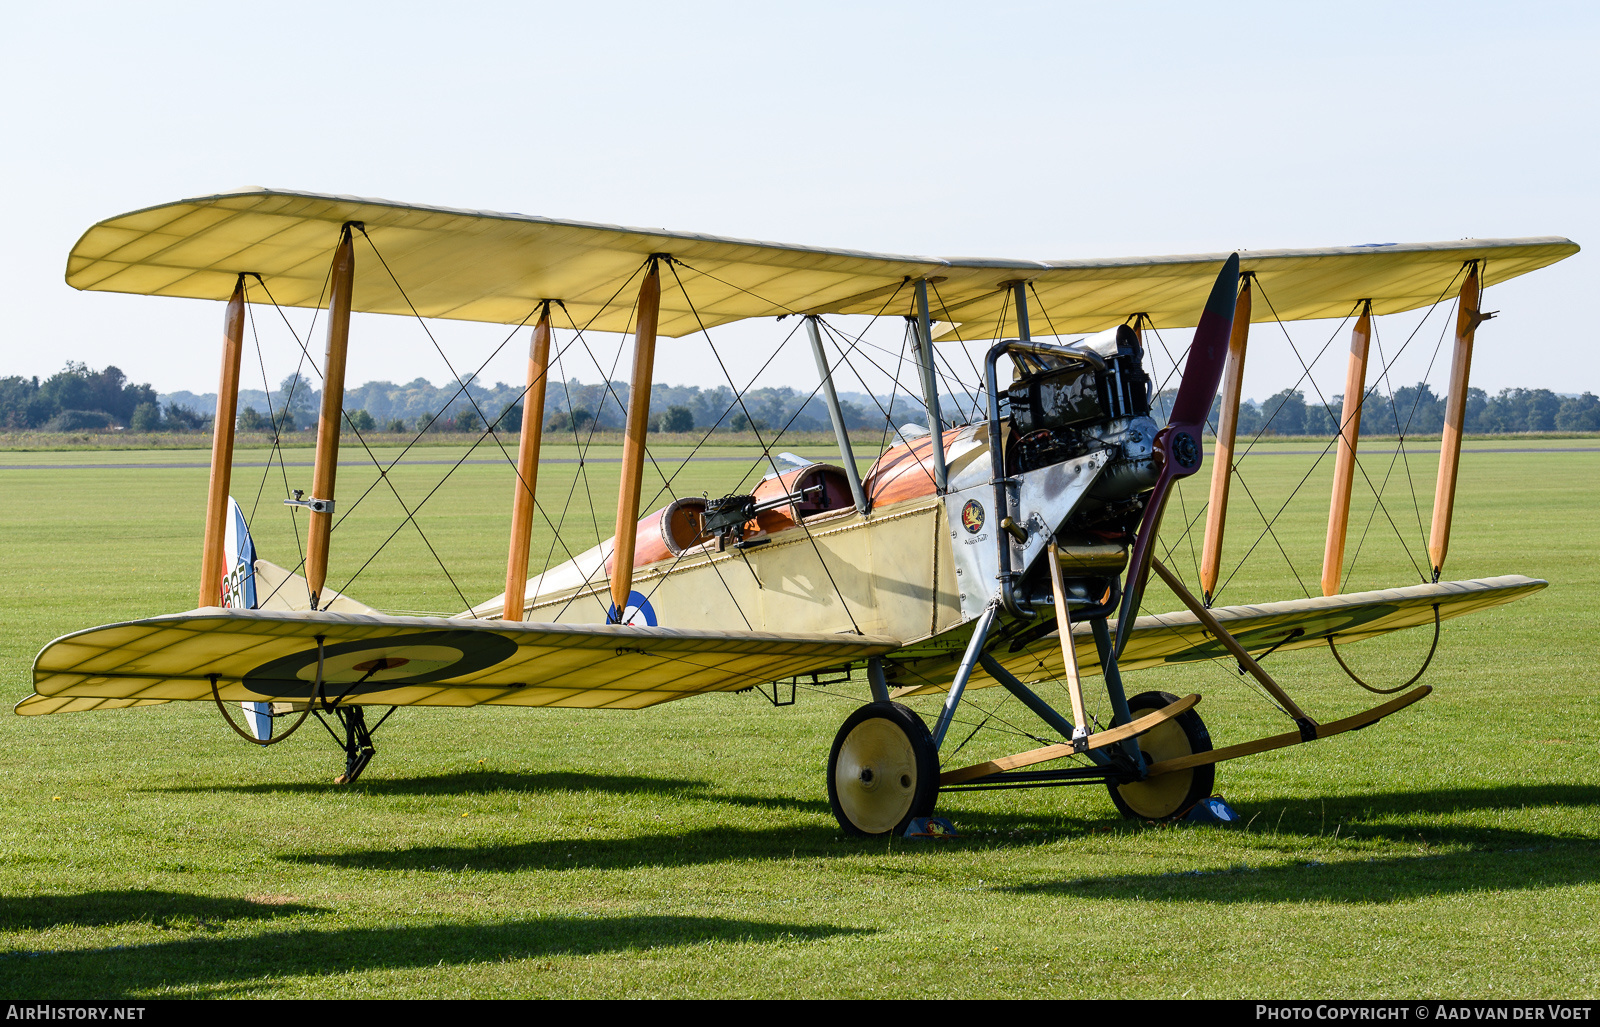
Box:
[465,424,1001,645]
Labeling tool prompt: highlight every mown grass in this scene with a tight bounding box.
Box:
[0,438,1595,998]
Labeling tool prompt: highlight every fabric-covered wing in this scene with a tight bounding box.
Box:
[15,695,172,716]
[22,609,900,715]
[890,575,1545,698]
[66,188,1577,338]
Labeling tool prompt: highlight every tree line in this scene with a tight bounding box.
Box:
[6,361,1600,436]
[1155,384,1600,435]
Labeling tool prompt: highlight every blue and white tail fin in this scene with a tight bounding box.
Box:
[220,498,272,741]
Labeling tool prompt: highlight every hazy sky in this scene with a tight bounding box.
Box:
[4,1,1594,407]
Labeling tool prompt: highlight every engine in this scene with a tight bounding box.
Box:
[1006,324,1161,509]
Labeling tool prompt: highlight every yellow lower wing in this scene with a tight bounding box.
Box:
[22,609,900,714]
[891,574,1545,697]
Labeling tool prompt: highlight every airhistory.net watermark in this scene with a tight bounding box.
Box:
[4,1007,145,1021]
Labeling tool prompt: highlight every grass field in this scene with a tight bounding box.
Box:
[1,436,1596,998]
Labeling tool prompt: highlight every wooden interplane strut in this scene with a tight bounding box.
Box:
[305,226,356,610]
[1322,300,1373,596]
[610,260,662,620]
[503,304,554,621]
[198,275,247,607]
[1430,264,1483,578]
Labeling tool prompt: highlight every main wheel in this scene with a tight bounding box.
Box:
[1107,690,1215,821]
[827,702,939,837]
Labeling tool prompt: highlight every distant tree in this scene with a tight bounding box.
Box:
[1556,393,1600,431]
[164,403,209,431]
[1525,389,1562,432]
[655,405,694,433]
[453,408,482,433]
[839,398,875,431]
[1258,389,1307,436]
[45,409,113,431]
[1460,387,1489,433]
[346,408,376,432]
[130,401,163,432]
[0,376,42,428]
[238,406,269,432]
[494,403,523,433]
[8,363,157,428]
[1229,400,1264,438]
[40,362,95,414]
[1387,383,1443,434]
[1303,397,1339,437]
[385,418,407,433]
[277,372,318,426]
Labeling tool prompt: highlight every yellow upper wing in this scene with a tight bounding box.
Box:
[67,188,1577,339]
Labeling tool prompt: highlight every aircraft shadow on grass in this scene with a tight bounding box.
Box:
[999,782,1600,904]
[0,916,868,998]
[279,783,1600,880]
[0,890,322,932]
[283,824,851,874]
[150,770,718,799]
[151,769,835,813]
[998,844,1600,905]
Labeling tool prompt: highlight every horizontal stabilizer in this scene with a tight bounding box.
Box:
[253,559,376,615]
[24,609,901,714]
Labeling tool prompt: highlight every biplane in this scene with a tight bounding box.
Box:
[22,188,1577,835]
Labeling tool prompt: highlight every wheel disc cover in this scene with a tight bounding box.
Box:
[835,718,919,834]
[1116,717,1195,819]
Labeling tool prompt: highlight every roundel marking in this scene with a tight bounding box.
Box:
[961,499,985,534]
[608,590,658,627]
[242,629,519,698]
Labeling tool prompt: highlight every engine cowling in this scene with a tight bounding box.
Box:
[1006,324,1160,505]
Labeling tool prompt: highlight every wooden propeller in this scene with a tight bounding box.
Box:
[1113,253,1240,658]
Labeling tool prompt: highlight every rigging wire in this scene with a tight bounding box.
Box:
[251,264,546,614]
[663,259,862,634]
[239,278,312,610]
[543,269,756,629]
[1254,288,1427,584]
[928,279,989,420]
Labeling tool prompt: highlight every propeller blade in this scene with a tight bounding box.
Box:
[1113,254,1240,657]
[1169,253,1242,425]
[1113,475,1176,655]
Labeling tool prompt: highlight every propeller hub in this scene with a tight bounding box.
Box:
[1172,431,1200,469]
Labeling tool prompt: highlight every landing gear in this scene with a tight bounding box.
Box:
[827,702,939,836]
[323,704,388,785]
[1107,689,1214,821]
